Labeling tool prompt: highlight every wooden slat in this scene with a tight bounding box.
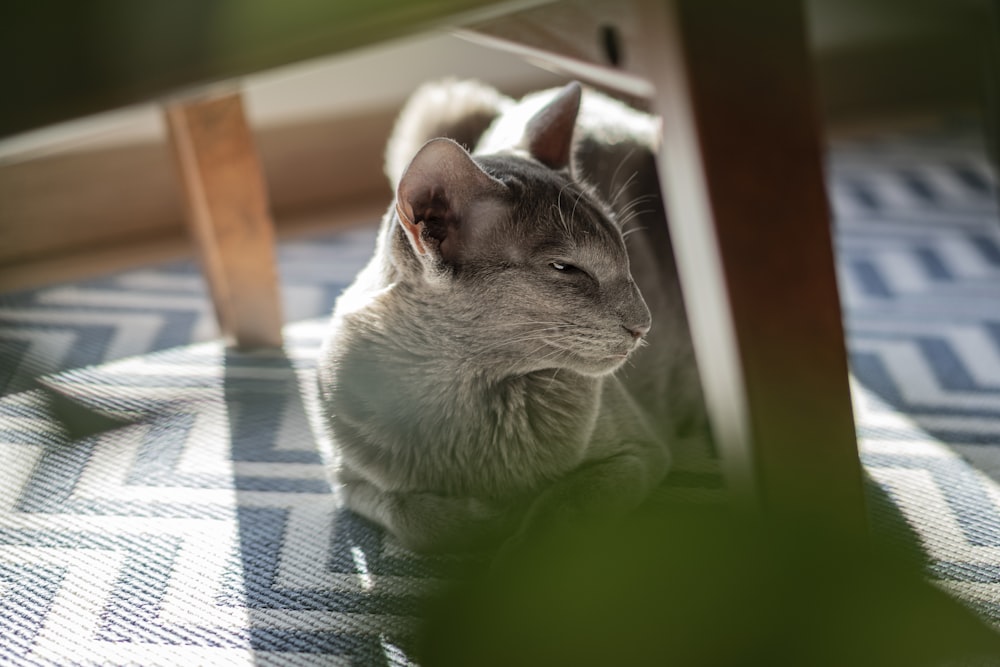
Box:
[164,91,283,349]
[626,0,866,531]
[462,2,985,123]
[0,0,555,138]
[458,0,651,98]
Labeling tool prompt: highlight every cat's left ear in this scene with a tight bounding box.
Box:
[523,81,582,171]
[396,138,507,266]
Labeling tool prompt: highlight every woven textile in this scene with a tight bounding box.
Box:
[2,121,1000,664]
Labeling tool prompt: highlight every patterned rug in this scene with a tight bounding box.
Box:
[2,120,1000,664]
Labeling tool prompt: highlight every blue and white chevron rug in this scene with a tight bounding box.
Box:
[2,120,1000,665]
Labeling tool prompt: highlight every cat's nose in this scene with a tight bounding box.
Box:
[623,323,650,340]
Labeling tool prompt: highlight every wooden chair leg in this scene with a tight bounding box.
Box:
[164,91,283,349]
[630,0,867,532]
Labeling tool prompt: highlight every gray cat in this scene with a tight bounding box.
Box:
[317,80,705,554]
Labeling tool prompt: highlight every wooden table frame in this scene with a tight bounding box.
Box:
[466,0,867,529]
[10,0,869,531]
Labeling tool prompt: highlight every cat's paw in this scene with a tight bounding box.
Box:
[488,507,561,578]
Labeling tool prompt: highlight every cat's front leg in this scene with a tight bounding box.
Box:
[496,439,670,568]
[340,475,522,553]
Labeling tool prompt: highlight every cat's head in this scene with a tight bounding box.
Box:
[392,82,650,377]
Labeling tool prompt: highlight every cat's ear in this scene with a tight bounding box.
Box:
[396,138,506,265]
[523,81,582,171]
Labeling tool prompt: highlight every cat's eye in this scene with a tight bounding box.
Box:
[548,261,594,285]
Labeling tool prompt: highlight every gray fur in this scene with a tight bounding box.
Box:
[317,80,704,553]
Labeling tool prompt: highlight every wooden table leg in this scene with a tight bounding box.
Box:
[164,91,283,349]
[631,0,867,532]
[985,2,1000,188]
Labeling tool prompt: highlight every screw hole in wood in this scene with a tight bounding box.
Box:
[600,24,622,67]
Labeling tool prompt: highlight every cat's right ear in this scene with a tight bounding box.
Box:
[522,81,581,171]
[396,138,506,266]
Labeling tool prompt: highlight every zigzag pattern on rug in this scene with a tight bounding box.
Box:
[1,122,999,664]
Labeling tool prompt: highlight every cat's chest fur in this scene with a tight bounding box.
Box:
[321,297,601,499]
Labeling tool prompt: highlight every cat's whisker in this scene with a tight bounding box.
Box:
[620,191,658,207]
[489,322,567,328]
[553,177,586,232]
[530,344,574,370]
[621,225,647,240]
[465,329,569,360]
[610,169,640,209]
[619,206,654,220]
[471,331,559,351]
[617,207,656,230]
[608,152,642,209]
[608,149,638,205]
[550,203,567,235]
[617,193,658,220]
[569,184,586,228]
[618,191,657,210]
[502,339,570,374]
[620,358,639,379]
[555,181,578,234]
